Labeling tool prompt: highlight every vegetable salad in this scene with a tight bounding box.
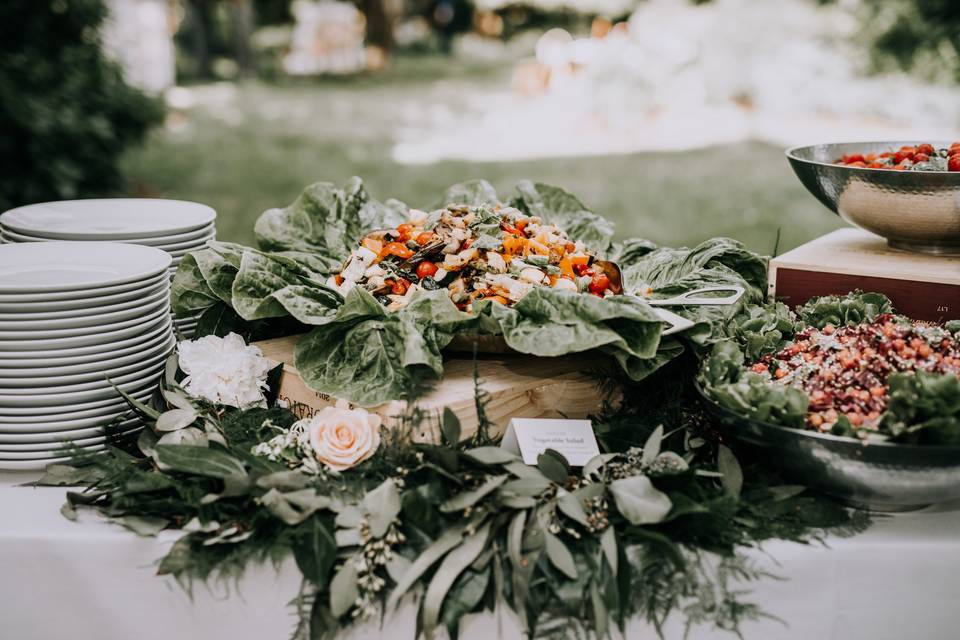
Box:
[327,204,618,312]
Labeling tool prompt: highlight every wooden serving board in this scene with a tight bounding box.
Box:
[769,229,960,323]
[253,335,617,443]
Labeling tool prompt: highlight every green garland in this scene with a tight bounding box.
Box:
[40,350,866,640]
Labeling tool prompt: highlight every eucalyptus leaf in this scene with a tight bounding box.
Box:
[582,454,618,479]
[640,425,663,467]
[500,477,552,497]
[422,521,492,635]
[362,479,401,538]
[155,408,198,432]
[718,446,743,499]
[387,520,474,610]
[154,445,246,479]
[609,475,673,525]
[329,559,360,618]
[600,527,618,575]
[440,475,508,513]
[543,530,578,579]
[442,407,461,446]
[556,491,589,526]
[536,449,570,484]
[464,447,518,465]
[508,511,526,569]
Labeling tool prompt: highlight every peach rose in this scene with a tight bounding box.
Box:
[307,400,381,471]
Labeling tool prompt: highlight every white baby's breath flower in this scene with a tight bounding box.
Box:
[178,332,272,408]
[301,400,381,471]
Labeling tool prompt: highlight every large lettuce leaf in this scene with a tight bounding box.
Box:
[253,177,406,260]
[435,179,500,208]
[475,288,662,360]
[294,289,473,405]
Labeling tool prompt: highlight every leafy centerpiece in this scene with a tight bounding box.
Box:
[172,178,767,405]
[45,333,865,640]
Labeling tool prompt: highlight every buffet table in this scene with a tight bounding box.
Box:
[3,471,958,640]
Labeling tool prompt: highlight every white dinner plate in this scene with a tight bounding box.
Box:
[0,382,156,417]
[0,284,169,323]
[0,363,164,406]
[0,396,152,430]
[0,349,169,394]
[0,243,171,293]
[0,333,174,382]
[0,372,163,412]
[0,308,170,352]
[0,443,108,461]
[0,199,216,240]
[0,417,141,443]
[0,274,168,311]
[0,455,86,471]
[0,221,215,247]
[0,319,172,367]
[0,423,141,451]
[152,233,215,253]
[0,295,169,336]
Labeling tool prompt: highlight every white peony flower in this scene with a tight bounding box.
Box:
[178,333,272,408]
[303,400,381,471]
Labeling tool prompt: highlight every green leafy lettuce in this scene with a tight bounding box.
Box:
[698,341,808,429]
[880,372,960,445]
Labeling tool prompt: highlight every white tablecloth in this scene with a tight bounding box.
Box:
[2,470,959,640]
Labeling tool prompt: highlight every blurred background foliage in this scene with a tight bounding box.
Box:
[2,0,959,251]
[0,0,163,212]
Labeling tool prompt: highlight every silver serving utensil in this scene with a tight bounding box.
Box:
[654,307,697,336]
[643,285,746,307]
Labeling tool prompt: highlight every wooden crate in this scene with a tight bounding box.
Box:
[253,335,617,443]
[769,229,960,323]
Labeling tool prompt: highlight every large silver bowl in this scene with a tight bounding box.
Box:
[786,141,960,255]
[696,384,960,511]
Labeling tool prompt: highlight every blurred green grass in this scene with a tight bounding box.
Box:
[123,55,842,255]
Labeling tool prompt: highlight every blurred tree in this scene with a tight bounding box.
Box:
[0,0,163,212]
[855,0,960,83]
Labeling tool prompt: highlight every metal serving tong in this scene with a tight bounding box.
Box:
[642,286,747,336]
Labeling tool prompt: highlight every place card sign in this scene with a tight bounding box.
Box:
[500,418,600,466]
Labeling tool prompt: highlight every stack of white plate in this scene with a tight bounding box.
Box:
[0,198,216,338]
[0,243,175,471]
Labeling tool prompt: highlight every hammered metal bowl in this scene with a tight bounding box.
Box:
[786,141,960,255]
[696,384,960,511]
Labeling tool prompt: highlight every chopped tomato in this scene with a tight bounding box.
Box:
[390,278,410,295]
[515,219,528,233]
[380,242,414,260]
[848,161,867,168]
[949,155,960,172]
[335,274,344,286]
[416,261,438,280]
[573,263,592,276]
[396,224,415,242]
[500,222,520,235]
[893,150,914,164]
[916,143,935,156]
[415,231,436,246]
[913,153,930,163]
[588,273,610,296]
